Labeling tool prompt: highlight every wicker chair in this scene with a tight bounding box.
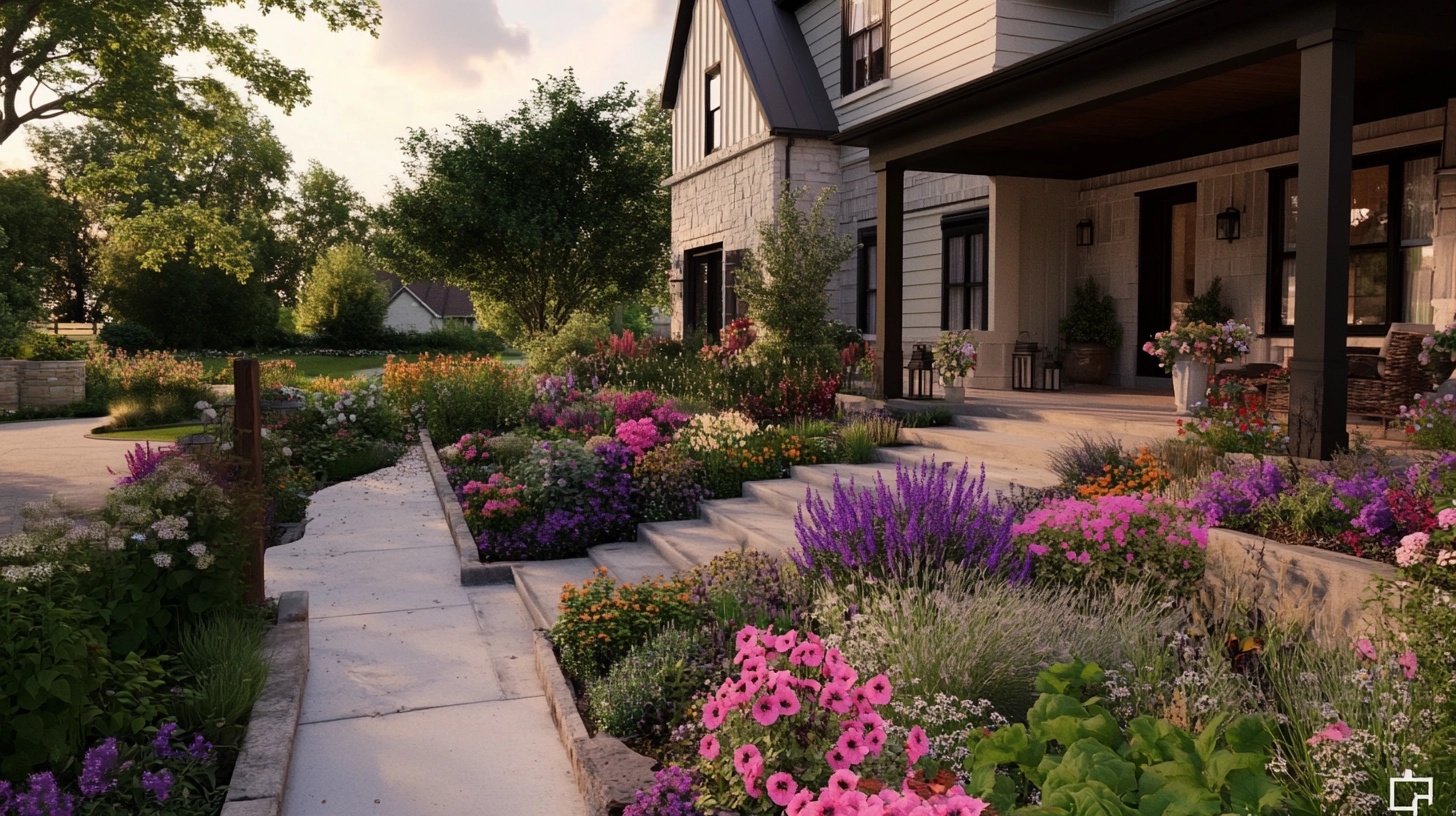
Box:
[1266,323,1437,418]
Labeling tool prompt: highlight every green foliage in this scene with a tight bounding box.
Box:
[17,332,88,361]
[735,183,856,363]
[1059,278,1123,348]
[0,169,89,348]
[1182,277,1236,326]
[550,568,700,683]
[507,439,600,511]
[0,0,379,146]
[896,407,955,428]
[381,71,669,336]
[98,322,162,353]
[295,243,388,345]
[964,660,1291,816]
[285,160,372,294]
[176,613,269,746]
[690,550,810,632]
[586,625,714,747]
[383,353,533,442]
[839,411,901,464]
[521,310,612,374]
[1049,434,1129,489]
[633,446,709,523]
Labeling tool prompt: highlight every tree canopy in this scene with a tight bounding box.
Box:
[379,71,670,337]
[295,242,386,344]
[0,0,380,145]
[286,160,372,280]
[0,170,89,338]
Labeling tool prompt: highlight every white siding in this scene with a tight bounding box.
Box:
[385,295,440,334]
[670,0,768,176]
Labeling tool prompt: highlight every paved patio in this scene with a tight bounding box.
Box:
[0,417,131,533]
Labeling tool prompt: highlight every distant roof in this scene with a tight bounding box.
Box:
[375,272,475,319]
[662,0,839,138]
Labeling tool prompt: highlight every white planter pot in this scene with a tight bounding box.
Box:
[943,385,965,403]
[1171,359,1211,416]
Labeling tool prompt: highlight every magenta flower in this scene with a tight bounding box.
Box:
[862,673,892,705]
[775,686,802,717]
[819,683,854,714]
[752,694,781,726]
[906,726,930,764]
[1399,650,1419,680]
[828,768,860,793]
[836,730,868,764]
[767,772,799,807]
[790,640,824,667]
[1307,721,1353,746]
[774,630,798,653]
[825,745,852,771]
[733,743,762,776]
[702,700,726,730]
[1353,638,1377,661]
[699,734,720,760]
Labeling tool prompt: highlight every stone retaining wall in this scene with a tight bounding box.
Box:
[0,360,85,411]
[1205,528,1396,641]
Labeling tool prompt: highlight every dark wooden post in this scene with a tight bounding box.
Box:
[875,164,905,399]
[233,358,266,605]
[1288,30,1355,460]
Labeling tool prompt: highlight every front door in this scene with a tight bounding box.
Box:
[684,246,724,337]
[1136,184,1198,378]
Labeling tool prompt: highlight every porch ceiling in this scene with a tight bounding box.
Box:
[838,0,1456,179]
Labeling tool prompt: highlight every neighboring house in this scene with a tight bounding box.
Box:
[375,272,477,333]
[661,0,1456,456]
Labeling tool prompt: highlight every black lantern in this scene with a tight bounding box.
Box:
[1012,339,1038,392]
[1042,359,1062,392]
[906,344,935,400]
[1216,207,1242,242]
[1075,218,1095,247]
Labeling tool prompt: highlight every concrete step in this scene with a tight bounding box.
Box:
[872,445,1058,488]
[587,541,678,584]
[741,478,816,517]
[638,520,744,572]
[697,497,800,559]
[511,558,596,630]
[949,409,1175,441]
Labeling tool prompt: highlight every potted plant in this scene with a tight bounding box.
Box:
[1058,278,1122,384]
[933,330,977,402]
[1142,320,1255,415]
[1420,323,1456,386]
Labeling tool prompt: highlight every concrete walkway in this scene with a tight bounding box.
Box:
[266,449,584,816]
[0,417,131,533]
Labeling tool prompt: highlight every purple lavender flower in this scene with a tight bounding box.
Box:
[186,732,215,761]
[0,781,12,814]
[1193,460,1285,528]
[14,772,74,816]
[624,766,698,816]
[112,443,177,486]
[140,770,173,803]
[78,738,120,797]
[793,460,1025,581]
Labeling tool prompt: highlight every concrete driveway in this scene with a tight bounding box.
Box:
[0,417,132,533]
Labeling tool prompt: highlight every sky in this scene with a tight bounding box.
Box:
[0,0,677,202]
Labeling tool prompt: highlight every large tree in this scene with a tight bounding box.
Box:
[379,71,670,336]
[32,80,293,347]
[0,169,90,337]
[0,0,380,146]
[282,160,371,299]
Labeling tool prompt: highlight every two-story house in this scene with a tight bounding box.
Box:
[662,0,1456,457]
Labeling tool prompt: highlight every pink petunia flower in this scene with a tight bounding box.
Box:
[862,673,892,705]
[699,734,720,760]
[1353,638,1377,661]
[819,682,854,714]
[767,772,798,807]
[836,730,868,764]
[774,630,798,653]
[786,789,816,816]
[791,641,824,667]
[1399,650,1419,680]
[775,686,802,717]
[733,743,761,775]
[906,726,930,765]
[1307,721,1352,745]
[828,768,860,793]
[752,694,781,727]
[825,745,852,771]
[702,699,726,730]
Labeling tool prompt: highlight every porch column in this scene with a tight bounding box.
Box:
[1288,30,1355,459]
[875,165,905,399]
[1432,98,1456,328]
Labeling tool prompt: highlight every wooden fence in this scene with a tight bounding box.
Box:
[30,321,103,342]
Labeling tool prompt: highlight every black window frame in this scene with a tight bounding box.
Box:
[1265,143,1440,337]
[705,65,723,155]
[857,227,877,334]
[841,0,887,96]
[941,210,989,332]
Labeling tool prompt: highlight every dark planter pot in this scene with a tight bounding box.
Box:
[1431,357,1456,386]
[1063,342,1114,384]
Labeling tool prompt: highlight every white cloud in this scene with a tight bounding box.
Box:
[373,0,531,86]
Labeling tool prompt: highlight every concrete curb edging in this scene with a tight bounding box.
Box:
[417,428,518,586]
[220,591,310,816]
[525,597,658,816]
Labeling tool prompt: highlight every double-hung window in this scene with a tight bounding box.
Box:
[1268,148,1439,333]
[857,228,877,334]
[705,67,722,155]
[942,212,988,332]
[843,0,886,95]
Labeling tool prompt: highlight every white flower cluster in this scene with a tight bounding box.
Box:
[151,515,190,541]
[187,542,214,570]
[676,410,759,454]
[1,562,56,585]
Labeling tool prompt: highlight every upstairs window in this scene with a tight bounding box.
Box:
[843,0,886,95]
[705,67,722,155]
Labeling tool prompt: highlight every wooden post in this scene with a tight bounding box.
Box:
[875,164,905,399]
[234,358,266,605]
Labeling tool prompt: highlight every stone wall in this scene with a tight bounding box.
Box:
[0,360,86,411]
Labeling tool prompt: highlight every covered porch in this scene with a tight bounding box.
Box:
[845,0,1456,458]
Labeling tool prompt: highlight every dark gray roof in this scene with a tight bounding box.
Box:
[375,271,475,319]
[662,0,839,138]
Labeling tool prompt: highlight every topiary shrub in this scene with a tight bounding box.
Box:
[1059,277,1122,348]
[1182,276,1237,325]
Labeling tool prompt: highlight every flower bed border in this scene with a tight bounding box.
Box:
[220,590,310,816]
[1205,528,1396,640]
[418,428,517,586]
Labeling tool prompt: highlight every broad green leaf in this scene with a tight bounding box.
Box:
[1043,739,1139,800]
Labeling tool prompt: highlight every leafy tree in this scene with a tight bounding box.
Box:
[0,0,380,146]
[284,160,371,297]
[379,71,669,336]
[295,243,386,345]
[33,80,293,347]
[0,170,90,347]
[736,183,856,362]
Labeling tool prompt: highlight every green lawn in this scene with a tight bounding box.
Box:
[197,353,417,380]
[93,424,206,442]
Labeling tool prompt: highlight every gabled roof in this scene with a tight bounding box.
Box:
[375,272,475,319]
[662,0,839,138]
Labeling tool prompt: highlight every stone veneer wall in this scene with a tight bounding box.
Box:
[0,360,86,411]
